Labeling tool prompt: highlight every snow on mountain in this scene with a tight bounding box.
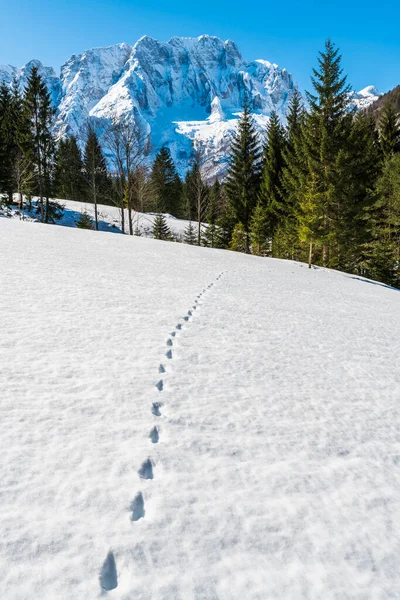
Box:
[0,35,297,179]
[0,59,61,107]
[0,38,382,179]
[350,85,382,110]
[2,216,400,598]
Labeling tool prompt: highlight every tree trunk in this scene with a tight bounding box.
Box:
[120,198,125,234]
[45,195,49,223]
[93,173,98,231]
[308,241,313,269]
[322,244,329,267]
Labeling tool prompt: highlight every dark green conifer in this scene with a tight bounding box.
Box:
[150,147,182,217]
[84,124,108,230]
[225,93,262,252]
[379,102,400,158]
[152,213,171,240]
[183,221,197,245]
[76,210,94,230]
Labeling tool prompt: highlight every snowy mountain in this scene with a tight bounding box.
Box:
[0,37,382,179]
[350,85,382,110]
[2,216,400,598]
[1,36,297,179]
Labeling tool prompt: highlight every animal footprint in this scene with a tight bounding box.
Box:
[166,339,173,347]
[176,324,182,330]
[166,349,172,359]
[149,426,159,444]
[159,364,166,373]
[156,380,163,392]
[99,550,118,591]
[138,458,154,480]
[152,402,162,416]
[130,492,145,521]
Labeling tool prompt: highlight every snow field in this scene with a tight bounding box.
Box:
[1,218,400,599]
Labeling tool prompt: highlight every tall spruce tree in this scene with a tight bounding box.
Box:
[150,147,182,217]
[84,124,108,231]
[298,40,353,267]
[379,101,400,158]
[225,93,262,252]
[0,82,14,202]
[279,89,306,259]
[10,77,34,210]
[23,65,55,222]
[258,110,286,255]
[365,154,400,286]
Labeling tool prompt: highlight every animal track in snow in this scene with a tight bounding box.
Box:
[176,324,182,330]
[152,402,162,416]
[99,550,118,591]
[138,458,154,480]
[166,349,173,359]
[150,426,159,444]
[156,379,164,392]
[166,339,173,347]
[159,364,166,373]
[130,492,145,521]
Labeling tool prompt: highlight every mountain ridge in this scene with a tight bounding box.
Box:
[0,35,382,179]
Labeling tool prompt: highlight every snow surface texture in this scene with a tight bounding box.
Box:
[1,217,400,599]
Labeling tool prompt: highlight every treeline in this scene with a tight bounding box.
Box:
[224,40,400,287]
[1,42,400,286]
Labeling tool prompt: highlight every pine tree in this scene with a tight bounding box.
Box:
[279,89,306,259]
[76,210,94,230]
[152,213,171,240]
[298,40,353,267]
[225,93,262,252]
[183,221,197,245]
[337,112,382,272]
[0,82,14,202]
[23,65,55,222]
[10,77,34,210]
[201,179,222,248]
[229,222,248,253]
[379,101,400,158]
[366,154,400,286]
[55,136,86,201]
[84,124,108,231]
[250,201,270,255]
[258,111,286,254]
[150,147,182,216]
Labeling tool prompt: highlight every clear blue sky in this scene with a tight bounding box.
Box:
[1,0,399,93]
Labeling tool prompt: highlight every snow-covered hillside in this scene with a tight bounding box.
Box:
[3,196,197,239]
[1,217,400,599]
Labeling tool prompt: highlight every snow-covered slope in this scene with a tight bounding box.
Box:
[4,196,198,239]
[1,217,400,599]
